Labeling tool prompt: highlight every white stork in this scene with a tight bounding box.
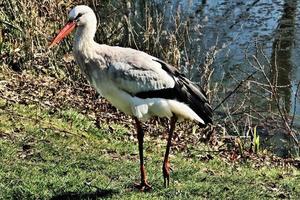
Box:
[50,5,212,190]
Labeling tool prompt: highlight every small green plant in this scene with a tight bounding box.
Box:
[236,137,244,157]
[252,126,260,154]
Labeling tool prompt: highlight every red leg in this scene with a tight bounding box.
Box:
[162,116,177,187]
[134,118,152,191]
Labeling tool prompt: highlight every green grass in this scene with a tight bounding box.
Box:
[0,99,299,199]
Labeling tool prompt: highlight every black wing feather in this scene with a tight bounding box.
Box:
[135,59,213,125]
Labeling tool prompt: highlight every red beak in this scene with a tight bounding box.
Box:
[49,20,76,48]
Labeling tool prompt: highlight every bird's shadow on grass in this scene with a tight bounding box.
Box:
[50,188,118,200]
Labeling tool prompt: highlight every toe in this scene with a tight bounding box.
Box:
[134,182,152,191]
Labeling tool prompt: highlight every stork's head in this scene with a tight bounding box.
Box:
[49,5,97,47]
[68,5,96,27]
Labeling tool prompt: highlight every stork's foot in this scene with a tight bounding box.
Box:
[162,160,171,187]
[134,181,152,191]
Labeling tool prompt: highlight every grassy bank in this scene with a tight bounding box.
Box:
[0,72,300,199]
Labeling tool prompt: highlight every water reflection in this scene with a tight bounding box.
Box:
[270,0,297,114]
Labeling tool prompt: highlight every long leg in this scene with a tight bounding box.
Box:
[134,117,152,191]
[162,116,177,187]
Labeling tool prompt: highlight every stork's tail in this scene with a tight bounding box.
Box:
[176,77,213,127]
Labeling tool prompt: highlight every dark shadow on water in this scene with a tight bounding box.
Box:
[270,0,297,113]
[50,189,118,200]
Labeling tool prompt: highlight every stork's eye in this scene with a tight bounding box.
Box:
[75,13,83,20]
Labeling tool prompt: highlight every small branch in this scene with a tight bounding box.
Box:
[251,55,299,145]
[0,20,22,32]
[213,70,257,111]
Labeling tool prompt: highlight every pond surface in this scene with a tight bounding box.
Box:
[144,0,300,125]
